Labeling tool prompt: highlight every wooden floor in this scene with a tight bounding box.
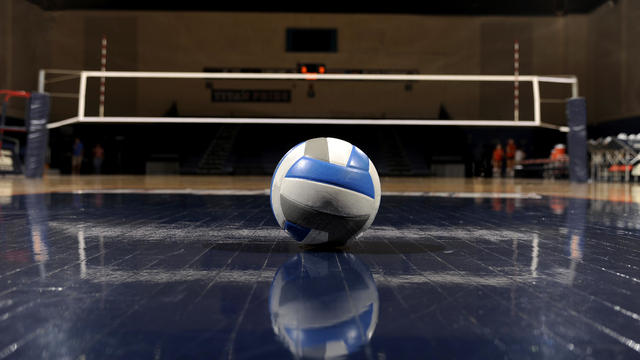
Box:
[2,179,639,358]
[4,191,639,358]
[2,175,640,203]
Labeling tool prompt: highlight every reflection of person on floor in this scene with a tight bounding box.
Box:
[506,139,517,177]
[492,144,504,177]
[72,138,83,174]
[93,144,104,174]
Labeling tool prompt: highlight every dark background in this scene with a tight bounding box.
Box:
[2,0,638,175]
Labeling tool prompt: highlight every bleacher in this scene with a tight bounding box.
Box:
[588,133,640,181]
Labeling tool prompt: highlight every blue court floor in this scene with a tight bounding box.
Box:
[0,192,639,359]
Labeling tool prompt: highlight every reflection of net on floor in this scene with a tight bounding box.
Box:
[40,70,578,131]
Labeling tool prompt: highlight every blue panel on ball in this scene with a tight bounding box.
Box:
[284,221,311,242]
[347,146,370,171]
[285,156,375,199]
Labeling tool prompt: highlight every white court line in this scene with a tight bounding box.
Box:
[71,189,541,199]
[384,191,542,199]
[72,189,270,195]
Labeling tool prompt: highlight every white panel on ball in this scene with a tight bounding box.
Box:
[326,137,353,166]
[270,142,306,227]
[362,159,382,231]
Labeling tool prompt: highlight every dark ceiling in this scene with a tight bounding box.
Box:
[27,0,613,15]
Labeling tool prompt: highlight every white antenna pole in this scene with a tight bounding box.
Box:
[99,35,107,118]
[514,40,519,122]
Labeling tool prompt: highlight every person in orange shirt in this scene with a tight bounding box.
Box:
[551,144,566,160]
[492,144,504,177]
[506,139,517,177]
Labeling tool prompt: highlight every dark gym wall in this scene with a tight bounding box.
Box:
[588,0,640,122]
[47,13,588,125]
[0,0,48,118]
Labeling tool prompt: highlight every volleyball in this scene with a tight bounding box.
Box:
[270,137,381,246]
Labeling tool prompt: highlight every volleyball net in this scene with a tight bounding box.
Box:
[39,69,578,132]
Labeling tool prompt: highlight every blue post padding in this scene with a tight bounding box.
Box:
[24,93,49,178]
[285,156,375,198]
[566,97,588,183]
[347,146,370,171]
[284,221,311,242]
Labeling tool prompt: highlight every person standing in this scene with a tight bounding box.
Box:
[93,143,105,174]
[492,144,504,178]
[72,138,84,174]
[515,147,525,165]
[506,139,517,177]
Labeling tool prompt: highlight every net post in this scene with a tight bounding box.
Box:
[532,77,541,125]
[78,72,87,120]
[99,35,107,118]
[24,92,49,178]
[514,40,519,122]
[571,77,579,98]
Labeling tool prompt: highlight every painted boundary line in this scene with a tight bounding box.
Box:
[70,189,542,199]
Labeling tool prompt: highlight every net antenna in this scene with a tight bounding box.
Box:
[514,40,520,122]
[99,35,107,118]
[38,70,578,132]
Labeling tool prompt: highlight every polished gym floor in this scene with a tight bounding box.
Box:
[0,176,639,359]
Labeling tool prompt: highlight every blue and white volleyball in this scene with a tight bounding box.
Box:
[270,138,381,246]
